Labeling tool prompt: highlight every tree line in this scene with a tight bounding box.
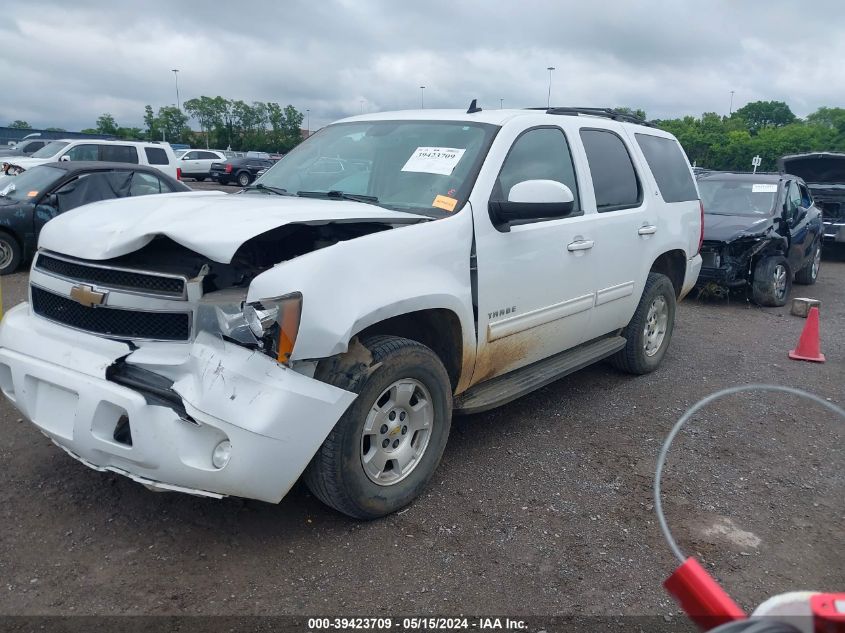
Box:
[11,100,845,170]
[644,101,845,172]
[74,97,306,153]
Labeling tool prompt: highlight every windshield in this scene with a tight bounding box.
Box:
[30,141,69,159]
[698,179,777,216]
[249,120,498,216]
[0,165,64,202]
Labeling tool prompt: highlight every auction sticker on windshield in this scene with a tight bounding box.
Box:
[402,147,466,176]
[432,194,458,212]
[751,184,778,193]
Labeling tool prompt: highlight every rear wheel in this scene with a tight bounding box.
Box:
[610,272,676,375]
[304,336,452,519]
[751,255,791,306]
[794,242,821,285]
[237,171,252,187]
[0,232,22,275]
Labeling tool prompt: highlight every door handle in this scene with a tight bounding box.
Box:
[638,225,657,235]
[567,239,594,252]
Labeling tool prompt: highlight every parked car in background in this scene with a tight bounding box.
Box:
[778,152,845,247]
[1,140,180,180]
[210,157,273,186]
[0,161,190,274]
[696,171,823,306]
[178,149,227,181]
[0,138,49,158]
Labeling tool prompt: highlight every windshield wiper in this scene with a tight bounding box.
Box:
[246,183,292,196]
[297,190,379,204]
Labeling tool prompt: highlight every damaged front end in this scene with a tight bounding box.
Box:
[697,235,772,293]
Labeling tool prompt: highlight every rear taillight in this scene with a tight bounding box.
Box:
[176,167,182,180]
[698,200,704,254]
[225,164,233,173]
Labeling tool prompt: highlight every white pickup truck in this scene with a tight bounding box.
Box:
[0,106,702,519]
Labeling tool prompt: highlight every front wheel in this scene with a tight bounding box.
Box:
[794,242,821,285]
[304,336,453,519]
[751,255,791,306]
[610,272,676,375]
[0,232,22,275]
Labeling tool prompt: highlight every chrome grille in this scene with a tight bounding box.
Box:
[31,286,191,341]
[35,254,186,297]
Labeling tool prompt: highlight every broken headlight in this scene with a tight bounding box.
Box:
[242,294,303,364]
[196,291,302,365]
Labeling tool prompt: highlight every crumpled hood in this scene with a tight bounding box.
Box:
[38,191,425,262]
[704,213,773,243]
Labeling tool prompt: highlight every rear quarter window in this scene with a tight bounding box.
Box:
[580,129,641,212]
[635,133,698,203]
[144,147,170,165]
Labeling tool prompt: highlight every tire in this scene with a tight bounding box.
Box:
[0,232,22,275]
[194,176,206,182]
[610,272,676,375]
[304,335,453,519]
[794,242,821,285]
[237,171,252,187]
[751,255,792,306]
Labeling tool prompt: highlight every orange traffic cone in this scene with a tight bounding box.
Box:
[788,306,825,363]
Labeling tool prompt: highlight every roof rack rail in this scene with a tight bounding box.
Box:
[525,106,656,127]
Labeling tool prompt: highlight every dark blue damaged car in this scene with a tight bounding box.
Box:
[0,162,190,274]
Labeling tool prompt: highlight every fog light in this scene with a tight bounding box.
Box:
[212,440,232,469]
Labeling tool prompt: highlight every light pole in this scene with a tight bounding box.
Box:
[500,98,504,109]
[729,90,735,115]
[360,100,365,114]
[172,69,181,112]
[546,66,555,108]
[420,86,425,109]
[306,109,310,134]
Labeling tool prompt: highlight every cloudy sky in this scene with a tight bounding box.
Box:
[3,0,844,131]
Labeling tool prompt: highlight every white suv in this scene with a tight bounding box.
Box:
[177,149,227,181]
[4,139,179,180]
[0,106,702,519]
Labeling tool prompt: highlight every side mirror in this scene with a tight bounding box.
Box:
[489,180,575,231]
[59,155,70,162]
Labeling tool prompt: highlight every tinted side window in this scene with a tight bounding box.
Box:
[493,127,580,214]
[198,151,218,160]
[798,183,812,207]
[635,133,697,202]
[786,181,801,217]
[64,144,98,161]
[580,129,641,211]
[101,145,138,164]
[144,147,169,165]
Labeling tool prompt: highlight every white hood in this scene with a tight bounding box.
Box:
[38,191,424,262]
[1,156,46,169]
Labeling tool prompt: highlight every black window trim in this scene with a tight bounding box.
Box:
[579,126,644,214]
[489,124,584,230]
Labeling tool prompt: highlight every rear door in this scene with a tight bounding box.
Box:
[576,127,651,338]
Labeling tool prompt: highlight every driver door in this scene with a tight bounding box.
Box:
[784,180,816,272]
[471,126,598,384]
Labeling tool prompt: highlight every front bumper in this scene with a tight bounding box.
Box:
[695,265,747,287]
[822,220,845,243]
[0,304,356,503]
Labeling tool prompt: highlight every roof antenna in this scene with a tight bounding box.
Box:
[466,99,482,114]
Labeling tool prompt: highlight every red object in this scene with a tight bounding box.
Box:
[812,593,845,633]
[698,200,705,254]
[225,163,233,173]
[176,167,182,180]
[664,557,746,631]
[789,306,826,362]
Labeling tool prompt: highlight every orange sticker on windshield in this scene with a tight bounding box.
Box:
[432,195,458,212]
[27,191,38,197]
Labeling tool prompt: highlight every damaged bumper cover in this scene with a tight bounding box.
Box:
[696,239,767,288]
[0,303,356,503]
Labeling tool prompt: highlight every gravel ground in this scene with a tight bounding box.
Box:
[0,234,842,619]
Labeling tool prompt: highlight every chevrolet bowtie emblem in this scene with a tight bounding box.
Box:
[69,284,107,308]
